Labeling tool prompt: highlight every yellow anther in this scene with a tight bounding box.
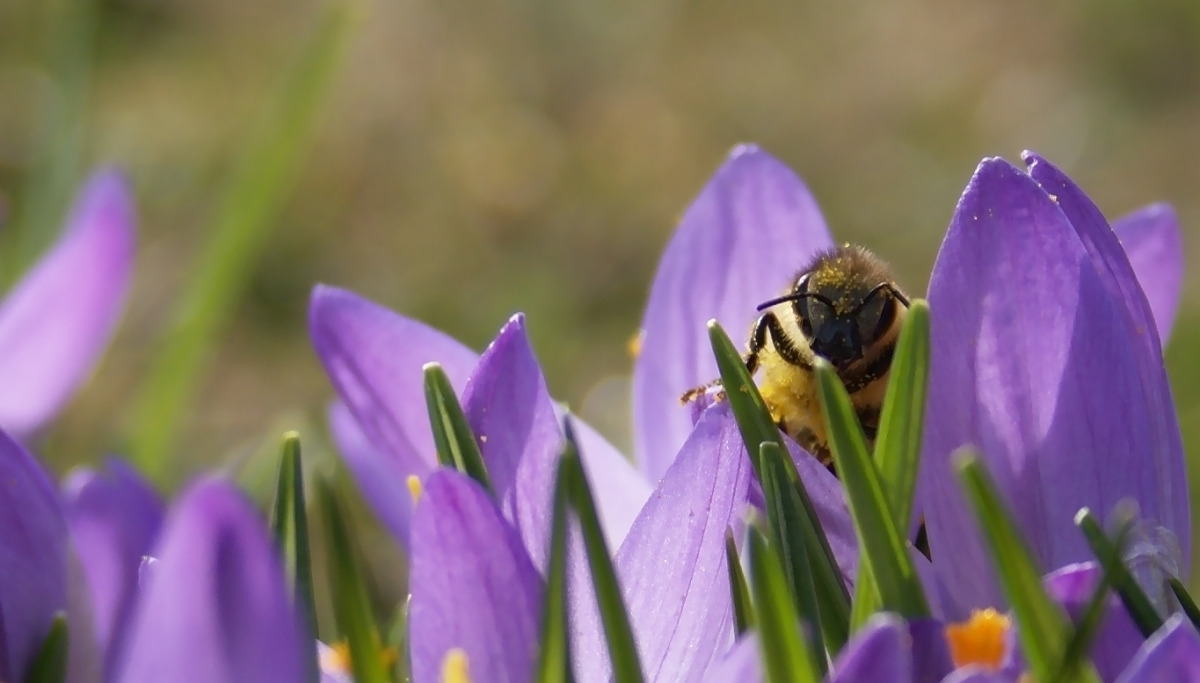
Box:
[945,608,1011,671]
[320,641,352,675]
[407,475,423,504]
[440,648,473,683]
[319,639,399,676]
[627,330,644,359]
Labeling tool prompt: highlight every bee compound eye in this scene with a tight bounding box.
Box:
[800,317,813,336]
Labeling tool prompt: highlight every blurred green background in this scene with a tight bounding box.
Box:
[3,0,1200,588]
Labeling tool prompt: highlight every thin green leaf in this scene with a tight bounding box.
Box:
[1056,562,1115,682]
[758,446,825,676]
[317,476,390,683]
[1077,508,1164,637]
[24,613,68,683]
[708,320,850,653]
[851,299,931,629]
[563,418,643,683]
[815,357,928,619]
[535,428,575,683]
[423,362,494,493]
[386,598,412,683]
[748,528,820,683]
[725,529,754,636]
[7,0,97,283]
[873,299,930,529]
[129,2,360,481]
[1169,578,1200,630]
[269,432,319,683]
[957,452,1098,683]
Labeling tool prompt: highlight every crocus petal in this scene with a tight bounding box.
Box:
[567,416,653,547]
[700,634,760,683]
[1023,154,1188,570]
[327,400,414,547]
[309,284,477,482]
[0,427,68,681]
[461,314,563,569]
[574,403,753,682]
[1111,204,1184,344]
[1042,563,1143,681]
[633,145,834,480]
[0,169,135,439]
[113,478,308,683]
[1116,615,1200,683]
[941,669,1014,683]
[61,459,164,676]
[409,469,543,683]
[829,613,910,682]
[922,157,1181,611]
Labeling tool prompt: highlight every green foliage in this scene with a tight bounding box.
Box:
[423,363,494,493]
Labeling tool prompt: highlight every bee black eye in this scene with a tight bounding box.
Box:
[800,317,813,336]
[870,297,896,342]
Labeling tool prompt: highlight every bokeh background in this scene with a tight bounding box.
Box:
[3,0,1200,598]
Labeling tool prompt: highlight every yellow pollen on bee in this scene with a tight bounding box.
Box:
[627,330,644,359]
[945,608,1011,671]
[407,475,424,504]
[440,648,473,683]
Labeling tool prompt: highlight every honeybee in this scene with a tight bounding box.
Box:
[684,244,910,469]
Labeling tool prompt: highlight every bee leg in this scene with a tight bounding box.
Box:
[751,312,809,368]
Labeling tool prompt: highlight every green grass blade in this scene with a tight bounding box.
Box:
[535,428,576,683]
[563,418,643,683]
[24,613,68,683]
[815,357,928,619]
[128,2,360,482]
[6,0,97,284]
[1169,579,1200,630]
[748,529,820,683]
[956,452,1098,683]
[316,475,390,683]
[758,445,826,675]
[873,300,929,528]
[725,529,754,636]
[423,363,494,493]
[851,302,930,629]
[708,320,850,654]
[1076,508,1165,637]
[385,598,412,683]
[269,432,319,683]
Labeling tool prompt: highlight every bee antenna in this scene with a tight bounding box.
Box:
[755,291,835,312]
[852,283,910,315]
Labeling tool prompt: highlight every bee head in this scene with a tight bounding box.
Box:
[757,247,909,369]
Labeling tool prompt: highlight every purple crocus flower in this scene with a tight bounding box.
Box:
[920,153,1189,617]
[708,605,1200,682]
[110,477,311,683]
[309,146,1185,681]
[0,424,96,682]
[62,460,166,679]
[0,169,136,440]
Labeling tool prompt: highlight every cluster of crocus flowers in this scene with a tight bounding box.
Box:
[311,144,1194,681]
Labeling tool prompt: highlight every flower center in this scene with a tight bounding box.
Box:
[440,648,473,683]
[944,608,1010,671]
